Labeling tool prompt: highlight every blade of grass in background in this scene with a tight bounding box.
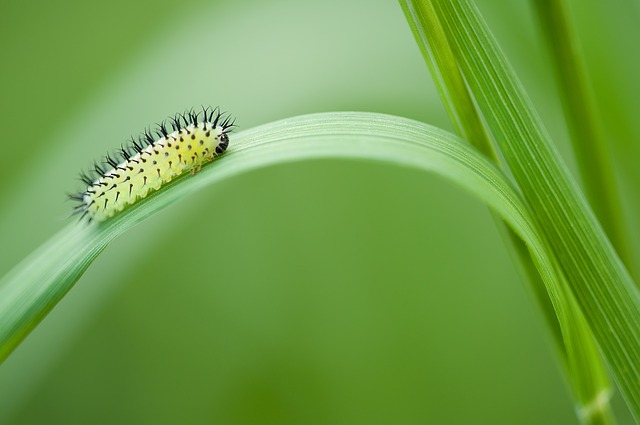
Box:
[428,0,640,420]
[399,2,614,422]
[532,0,634,279]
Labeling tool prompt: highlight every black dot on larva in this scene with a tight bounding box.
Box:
[199,140,204,145]
[168,143,172,147]
[175,145,179,150]
[205,131,210,137]
[153,160,157,165]
[187,145,192,150]
[191,134,195,140]
[139,168,144,173]
[180,137,184,141]
[164,152,169,156]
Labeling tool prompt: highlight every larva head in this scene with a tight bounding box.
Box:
[215,131,230,155]
[214,113,235,155]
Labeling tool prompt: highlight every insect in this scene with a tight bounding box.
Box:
[70,107,235,223]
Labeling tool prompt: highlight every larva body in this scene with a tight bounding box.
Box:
[72,108,234,223]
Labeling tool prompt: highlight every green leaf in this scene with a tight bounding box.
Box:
[0,111,580,386]
[399,2,614,422]
[429,0,640,420]
[532,0,633,276]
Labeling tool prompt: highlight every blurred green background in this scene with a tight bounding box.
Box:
[1,0,638,423]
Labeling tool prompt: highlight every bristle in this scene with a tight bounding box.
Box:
[155,121,168,138]
[105,154,118,168]
[93,162,105,177]
[170,115,181,132]
[189,110,198,125]
[212,110,221,127]
[68,193,85,202]
[79,171,93,186]
[144,129,155,146]
[120,145,132,160]
[130,136,144,153]
[180,112,189,127]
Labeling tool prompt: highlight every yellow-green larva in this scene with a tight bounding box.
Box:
[70,107,234,223]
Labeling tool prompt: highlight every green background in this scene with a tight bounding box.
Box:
[0,0,638,423]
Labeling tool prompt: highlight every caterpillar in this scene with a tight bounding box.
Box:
[70,107,235,223]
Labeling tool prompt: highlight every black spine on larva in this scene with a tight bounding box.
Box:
[144,129,155,146]
[138,134,150,149]
[71,204,87,213]
[79,171,93,186]
[67,193,85,201]
[94,161,106,177]
[179,112,189,127]
[130,136,144,153]
[120,145,131,160]
[170,115,182,132]
[212,110,221,128]
[105,154,118,168]
[156,121,168,138]
[221,114,235,130]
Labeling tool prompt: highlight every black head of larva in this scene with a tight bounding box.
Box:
[69,107,235,223]
[215,114,235,155]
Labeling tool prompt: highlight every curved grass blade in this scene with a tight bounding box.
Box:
[0,112,596,425]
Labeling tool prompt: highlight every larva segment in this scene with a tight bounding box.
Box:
[72,108,234,223]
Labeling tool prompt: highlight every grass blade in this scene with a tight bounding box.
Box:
[532,0,633,276]
[0,111,584,385]
[399,1,614,421]
[430,1,640,419]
